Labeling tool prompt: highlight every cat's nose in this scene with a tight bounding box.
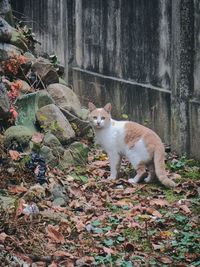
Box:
[97,122,100,126]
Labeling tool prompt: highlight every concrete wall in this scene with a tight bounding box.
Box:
[11,0,200,159]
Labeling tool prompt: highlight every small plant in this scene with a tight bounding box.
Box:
[2,54,27,76]
[6,80,23,123]
[168,156,187,171]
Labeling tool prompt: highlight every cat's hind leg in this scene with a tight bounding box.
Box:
[144,163,156,183]
[128,163,147,184]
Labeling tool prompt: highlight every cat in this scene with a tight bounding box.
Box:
[88,102,176,188]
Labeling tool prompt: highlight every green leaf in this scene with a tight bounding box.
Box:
[103,238,114,247]
[93,228,103,234]
[92,220,101,226]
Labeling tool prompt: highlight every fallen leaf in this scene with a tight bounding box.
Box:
[179,204,191,214]
[146,207,162,218]
[152,243,164,251]
[15,198,26,218]
[158,256,173,264]
[0,232,8,243]
[115,199,133,208]
[46,225,65,244]
[76,256,94,266]
[149,198,169,207]
[54,251,74,258]
[102,246,115,255]
[9,150,20,161]
[8,185,28,194]
[160,231,173,239]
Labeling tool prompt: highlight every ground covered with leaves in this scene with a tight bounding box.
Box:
[0,144,200,267]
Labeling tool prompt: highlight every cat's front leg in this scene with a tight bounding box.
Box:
[107,152,121,180]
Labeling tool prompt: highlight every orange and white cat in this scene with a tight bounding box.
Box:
[88,102,176,188]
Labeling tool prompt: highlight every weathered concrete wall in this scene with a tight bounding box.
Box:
[11,0,200,159]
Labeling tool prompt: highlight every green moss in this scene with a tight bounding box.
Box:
[123,228,152,252]
[164,189,183,203]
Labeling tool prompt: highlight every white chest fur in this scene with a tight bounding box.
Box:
[95,120,125,153]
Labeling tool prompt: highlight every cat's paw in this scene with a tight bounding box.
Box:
[128,178,139,184]
[144,176,152,183]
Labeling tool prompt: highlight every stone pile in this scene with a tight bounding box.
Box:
[0,1,90,169]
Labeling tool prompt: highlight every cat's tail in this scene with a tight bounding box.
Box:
[154,145,176,188]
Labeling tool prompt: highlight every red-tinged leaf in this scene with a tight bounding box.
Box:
[179,204,191,214]
[8,185,28,194]
[149,198,169,207]
[0,232,8,243]
[158,256,173,264]
[46,225,65,244]
[31,132,44,144]
[9,150,20,161]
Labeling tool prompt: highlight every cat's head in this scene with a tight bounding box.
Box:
[88,102,112,129]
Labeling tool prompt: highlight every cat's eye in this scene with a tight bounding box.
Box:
[93,116,97,119]
[101,116,105,120]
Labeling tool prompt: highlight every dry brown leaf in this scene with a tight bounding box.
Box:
[8,185,28,194]
[71,216,85,232]
[15,198,26,218]
[91,160,109,167]
[9,150,20,161]
[115,199,133,208]
[179,204,191,214]
[54,251,74,258]
[47,225,65,244]
[0,232,8,243]
[146,207,162,218]
[102,246,115,255]
[149,198,169,207]
[123,187,137,195]
[158,256,173,264]
[76,256,94,266]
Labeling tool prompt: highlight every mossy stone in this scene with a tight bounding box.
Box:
[4,125,33,148]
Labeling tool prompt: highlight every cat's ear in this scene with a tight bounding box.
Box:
[88,102,96,112]
[104,103,112,113]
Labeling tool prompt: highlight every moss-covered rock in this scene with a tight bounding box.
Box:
[36,104,75,144]
[4,125,33,148]
[59,141,89,169]
[43,132,61,148]
[15,90,54,131]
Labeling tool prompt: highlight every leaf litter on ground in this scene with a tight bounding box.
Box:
[0,145,199,266]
